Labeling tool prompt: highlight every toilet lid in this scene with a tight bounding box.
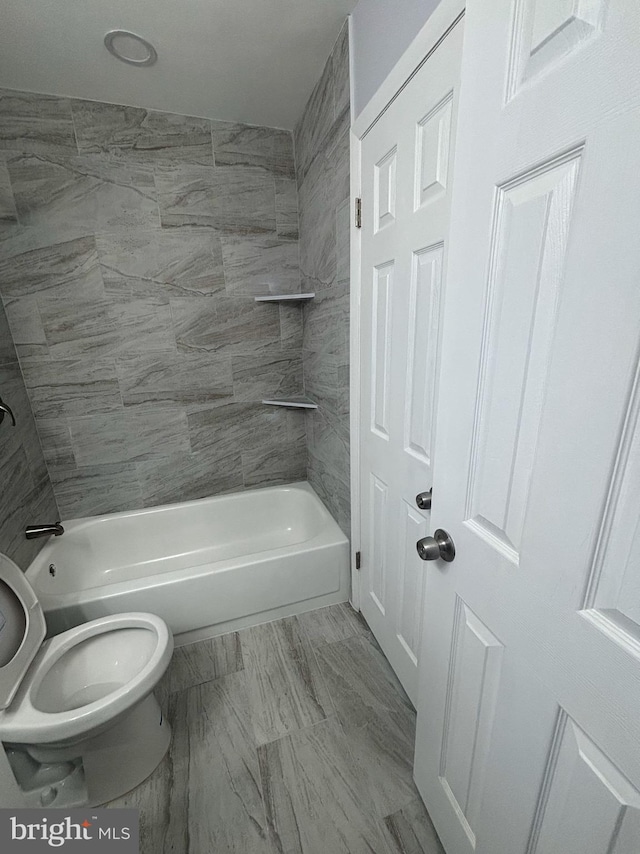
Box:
[0,553,46,710]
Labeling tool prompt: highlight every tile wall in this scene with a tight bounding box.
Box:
[295,22,351,535]
[0,89,306,518]
[0,299,58,568]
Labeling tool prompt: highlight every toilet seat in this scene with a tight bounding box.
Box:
[0,612,172,745]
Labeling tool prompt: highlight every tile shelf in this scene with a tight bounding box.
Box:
[254,293,315,304]
[262,397,318,410]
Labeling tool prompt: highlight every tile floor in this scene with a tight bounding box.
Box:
[106,603,445,854]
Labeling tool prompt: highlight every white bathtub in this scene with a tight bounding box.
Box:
[26,482,350,644]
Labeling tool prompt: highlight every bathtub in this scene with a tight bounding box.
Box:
[26,482,350,644]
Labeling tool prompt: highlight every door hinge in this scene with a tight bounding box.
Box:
[355,551,361,570]
[355,197,362,229]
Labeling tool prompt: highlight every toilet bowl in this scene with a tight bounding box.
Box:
[0,553,173,807]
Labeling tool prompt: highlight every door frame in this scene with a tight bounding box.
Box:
[349,0,466,610]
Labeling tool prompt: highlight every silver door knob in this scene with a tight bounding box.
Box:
[416,529,455,562]
[416,489,432,510]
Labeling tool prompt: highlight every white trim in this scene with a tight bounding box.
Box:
[349,0,465,611]
[352,0,466,140]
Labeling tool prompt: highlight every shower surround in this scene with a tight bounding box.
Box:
[0,89,307,517]
[295,21,351,535]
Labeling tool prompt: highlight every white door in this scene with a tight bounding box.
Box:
[414,1,640,852]
[359,20,463,702]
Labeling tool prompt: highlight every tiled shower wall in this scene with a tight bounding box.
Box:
[0,89,306,518]
[0,300,58,568]
[295,22,351,535]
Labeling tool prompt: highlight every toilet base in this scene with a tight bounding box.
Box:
[15,693,171,807]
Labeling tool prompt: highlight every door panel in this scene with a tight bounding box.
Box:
[359,20,464,704]
[413,0,640,852]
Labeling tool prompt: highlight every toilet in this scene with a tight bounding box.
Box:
[0,552,173,808]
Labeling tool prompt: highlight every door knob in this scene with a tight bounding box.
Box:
[416,529,455,562]
[416,489,432,510]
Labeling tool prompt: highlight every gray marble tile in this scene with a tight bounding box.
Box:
[0,89,76,155]
[294,57,335,186]
[307,453,351,536]
[169,673,271,854]
[297,153,336,291]
[187,401,290,456]
[275,175,299,239]
[116,351,233,407]
[7,477,59,570]
[19,358,122,419]
[39,290,175,359]
[96,228,225,297]
[0,234,105,300]
[279,304,303,350]
[7,152,159,235]
[160,633,244,696]
[72,100,213,165]
[303,349,340,414]
[382,799,445,854]
[221,233,300,296]
[35,418,76,467]
[0,299,18,364]
[315,635,418,818]
[103,749,172,854]
[0,359,49,484]
[49,462,142,518]
[258,715,391,854]
[302,280,349,358]
[232,348,303,401]
[2,295,49,360]
[172,295,280,355]
[156,164,275,233]
[331,122,351,208]
[336,197,350,283]
[332,22,350,121]
[213,122,295,177]
[241,444,307,488]
[240,617,333,745]
[0,156,18,233]
[136,446,243,507]
[68,406,190,466]
[297,604,370,649]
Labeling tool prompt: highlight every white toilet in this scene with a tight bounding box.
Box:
[0,552,173,808]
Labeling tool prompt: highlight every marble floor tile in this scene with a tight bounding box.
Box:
[172,673,271,854]
[315,635,419,818]
[160,632,244,696]
[382,799,446,854]
[240,617,333,745]
[297,603,371,649]
[258,716,391,854]
[72,101,213,166]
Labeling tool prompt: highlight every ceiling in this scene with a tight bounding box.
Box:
[0,0,356,130]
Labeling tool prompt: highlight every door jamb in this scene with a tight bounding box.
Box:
[349,0,466,610]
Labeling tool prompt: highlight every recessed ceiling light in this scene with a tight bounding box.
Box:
[104,30,158,67]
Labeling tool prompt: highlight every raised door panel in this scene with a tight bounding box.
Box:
[375,147,398,232]
[397,500,428,664]
[415,94,453,210]
[404,244,444,466]
[439,598,504,848]
[368,474,389,616]
[371,262,394,439]
[529,714,640,854]
[465,149,582,563]
[507,0,607,97]
[582,359,640,658]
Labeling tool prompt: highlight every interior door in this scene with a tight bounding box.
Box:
[359,20,463,703]
[414,1,640,853]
